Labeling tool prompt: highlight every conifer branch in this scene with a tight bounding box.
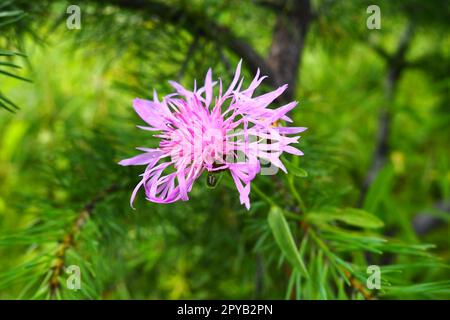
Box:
[342,268,374,300]
[105,0,278,87]
[306,226,374,300]
[257,178,375,300]
[49,184,120,297]
[276,177,376,299]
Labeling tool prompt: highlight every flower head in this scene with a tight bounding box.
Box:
[119,60,306,209]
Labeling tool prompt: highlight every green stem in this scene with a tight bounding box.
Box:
[252,184,302,221]
[287,176,307,213]
[252,183,276,206]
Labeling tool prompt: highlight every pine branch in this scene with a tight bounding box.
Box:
[48,184,120,297]
[0,5,29,112]
[306,225,374,300]
[342,268,374,300]
[101,0,278,87]
[258,179,376,299]
[280,169,374,299]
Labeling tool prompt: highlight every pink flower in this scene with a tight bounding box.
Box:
[119,60,306,209]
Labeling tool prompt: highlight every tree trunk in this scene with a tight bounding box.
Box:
[267,0,312,100]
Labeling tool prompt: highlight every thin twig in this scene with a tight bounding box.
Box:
[342,268,374,300]
[109,0,278,87]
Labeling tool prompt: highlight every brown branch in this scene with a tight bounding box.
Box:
[342,268,374,300]
[102,0,315,102]
[369,43,391,61]
[104,0,278,87]
[48,184,120,297]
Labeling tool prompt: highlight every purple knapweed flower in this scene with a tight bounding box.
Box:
[119,60,306,209]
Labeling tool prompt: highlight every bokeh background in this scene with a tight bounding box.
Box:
[0,0,449,299]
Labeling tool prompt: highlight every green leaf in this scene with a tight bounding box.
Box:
[268,206,309,277]
[338,208,384,229]
[363,165,395,213]
[0,50,15,56]
[0,50,26,57]
[0,14,24,28]
[0,93,19,110]
[306,208,384,229]
[0,69,31,82]
[385,281,450,296]
[284,159,308,177]
[0,99,15,112]
[0,10,23,18]
[0,61,21,68]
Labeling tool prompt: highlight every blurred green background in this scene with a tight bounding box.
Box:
[0,0,449,299]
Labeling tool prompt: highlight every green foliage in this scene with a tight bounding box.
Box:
[0,0,448,300]
[306,208,384,229]
[268,207,308,277]
[0,3,29,112]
